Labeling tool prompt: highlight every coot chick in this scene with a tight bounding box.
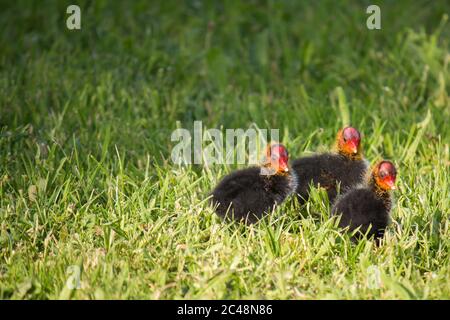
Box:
[291,126,368,204]
[210,143,297,224]
[331,160,397,242]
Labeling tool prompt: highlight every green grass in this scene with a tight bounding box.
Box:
[0,0,449,299]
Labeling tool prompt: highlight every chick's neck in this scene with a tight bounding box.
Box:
[368,174,392,201]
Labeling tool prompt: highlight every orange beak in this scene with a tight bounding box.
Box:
[276,158,289,173]
[384,176,396,190]
[347,139,359,154]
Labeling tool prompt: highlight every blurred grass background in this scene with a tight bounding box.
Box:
[0,0,449,299]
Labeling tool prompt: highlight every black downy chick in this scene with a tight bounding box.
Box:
[331,160,397,242]
[210,143,297,224]
[291,127,368,205]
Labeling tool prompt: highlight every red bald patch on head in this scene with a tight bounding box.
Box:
[378,161,396,176]
[270,144,288,160]
[343,127,361,142]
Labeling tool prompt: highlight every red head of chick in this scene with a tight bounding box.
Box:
[372,160,397,192]
[336,126,362,159]
[261,143,290,176]
[332,160,397,243]
[211,143,297,224]
[292,126,368,204]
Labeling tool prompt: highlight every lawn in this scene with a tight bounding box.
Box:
[0,0,449,299]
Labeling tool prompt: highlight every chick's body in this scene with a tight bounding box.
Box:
[292,153,368,204]
[211,167,296,224]
[331,187,391,239]
[331,160,397,242]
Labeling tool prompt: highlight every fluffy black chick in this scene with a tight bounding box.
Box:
[291,127,368,205]
[331,160,397,242]
[210,143,297,224]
